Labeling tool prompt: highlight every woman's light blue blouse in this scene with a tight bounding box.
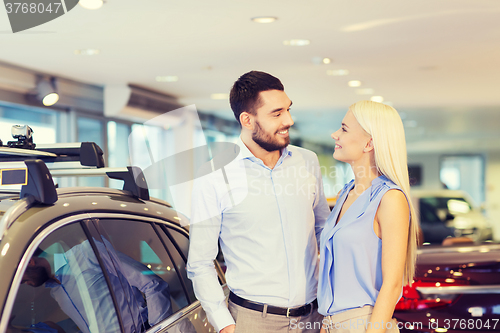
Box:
[318,175,406,315]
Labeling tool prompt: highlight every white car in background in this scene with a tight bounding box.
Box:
[411,189,493,243]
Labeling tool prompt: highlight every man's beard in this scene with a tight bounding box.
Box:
[252,120,290,152]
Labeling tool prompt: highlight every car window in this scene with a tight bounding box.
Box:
[421,196,472,216]
[10,222,121,333]
[157,225,196,303]
[91,218,190,327]
[419,200,442,223]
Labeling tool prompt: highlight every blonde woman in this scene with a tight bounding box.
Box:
[318,101,418,333]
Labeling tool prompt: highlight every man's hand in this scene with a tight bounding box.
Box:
[220,324,236,333]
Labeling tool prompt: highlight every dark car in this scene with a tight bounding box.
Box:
[394,243,500,333]
[0,140,225,333]
[418,200,456,244]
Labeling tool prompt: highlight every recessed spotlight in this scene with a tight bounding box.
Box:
[356,88,374,95]
[283,39,310,46]
[348,80,362,87]
[327,69,349,76]
[251,16,277,23]
[370,96,384,103]
[312,57,331,65]
[79,0,104,10]
[74,49,100,56]
[156,76,178,82]
[211,93,229,100]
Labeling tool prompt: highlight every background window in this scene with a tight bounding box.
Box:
[440,155,485,205]
[0,102,59,144]
[77,116,105,187]
[108,121,131,189]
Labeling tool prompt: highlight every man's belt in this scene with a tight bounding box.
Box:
[229,291,318,317]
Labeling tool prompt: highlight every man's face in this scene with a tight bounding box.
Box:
[251,90,294,152]
[21,259,50,287]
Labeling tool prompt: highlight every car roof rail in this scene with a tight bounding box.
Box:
[107,166,150,200]
[0,142,104,168]
[0,140,150,201]
[50,166,150,201]
[19,159,58,204]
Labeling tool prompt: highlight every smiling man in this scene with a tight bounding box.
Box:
[187,71,330,333]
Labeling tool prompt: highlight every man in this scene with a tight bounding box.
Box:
[20,238,172,333]
[187,71,330,333]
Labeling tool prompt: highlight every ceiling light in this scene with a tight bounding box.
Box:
[327,69,349,76]
[370,96,384,103]
[74,49,100,56]
[348,80,362,87]
[156,76,178,82]
[311,57,331,65]
[251,16,277,23]
[211,93,229,100]
[356,88,374,95]
[79,0,104,10]
[283,39,310,46]
[37,77,59,106]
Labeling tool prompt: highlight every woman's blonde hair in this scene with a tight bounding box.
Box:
[350,100,418,286]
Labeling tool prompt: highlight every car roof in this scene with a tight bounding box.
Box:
[417,242,500,265]
[410,189,477,206]
[0,187,185,242]
[0,140,183,240]
[411,189,469,197]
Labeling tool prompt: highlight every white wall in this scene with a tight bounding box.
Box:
[408,153,442,190]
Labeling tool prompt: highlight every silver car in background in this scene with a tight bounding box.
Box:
[411,189,493,243]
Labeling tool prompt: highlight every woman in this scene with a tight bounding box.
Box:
[318,101,418,333]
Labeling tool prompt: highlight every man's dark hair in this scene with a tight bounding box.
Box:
[229,71,284,124]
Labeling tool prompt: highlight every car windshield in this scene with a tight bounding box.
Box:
[421,197,472,215]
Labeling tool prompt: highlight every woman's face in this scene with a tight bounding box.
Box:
[331,110,372,163]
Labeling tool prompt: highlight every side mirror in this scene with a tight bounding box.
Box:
[444,213,455,221]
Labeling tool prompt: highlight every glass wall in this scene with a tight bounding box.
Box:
[77,116,105,187]
[440,155,485,205]
[107,121,131,189]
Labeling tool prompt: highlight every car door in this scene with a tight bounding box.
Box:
[86,214,219,333]
[154,223,228,333]
[6,220,123,333]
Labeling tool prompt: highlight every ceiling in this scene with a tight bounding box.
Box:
[1,0,500,152]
